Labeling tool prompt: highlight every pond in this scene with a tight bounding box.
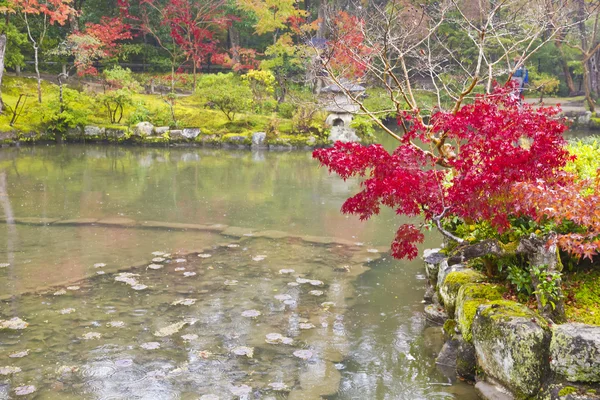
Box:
[0,145,477,399]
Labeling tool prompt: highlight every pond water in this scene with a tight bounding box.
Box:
[0,145,477,399]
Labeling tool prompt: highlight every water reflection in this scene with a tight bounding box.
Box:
[0,145,476,399]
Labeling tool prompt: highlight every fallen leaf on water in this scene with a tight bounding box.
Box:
[232,346,254,358]
[147,264,163,270]
[299,323,315,330]
[287,282,299,287]
[9,350,29,358]
[60,308,76,315]
[0,366,21,375]
[198,253,212,258]
[181,334,198,341]
[140,342,161,350]
[152,257,166,263]
[154,318,197,337]
[309,280,324,286]
[152,251,165,256]
[175,258,187,263]
[0,317,28,330]
[224,280,238,286]
[174,267,186,271]
[197,350,213,359]
[93,263,106,268]
[296,278,310,284]
[226,244,240,248]
[67,286,80,291]
[309,290,324,297]
[82,332,102,340]
[53,289,66,296]
[321,302,336,309]
[97,271,106,275]
[265,333,293,345]
[367,248,379,253]
[241,309,261,318]
[268,382,288,391]
[131,284,148,291]
[14,385,36,396]
[171,299,197,306]
[252,255,267,261]
[183,272,197,277]
[107,321,125,328]
[279,269,295,275]
[0,263,10,268]
[293,349,313,360]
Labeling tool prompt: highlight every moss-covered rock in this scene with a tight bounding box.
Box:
[472,300,550,397]
[550,323,600,383]
[456,283,506,342]
[439,269,486,318]
[456,335,477,381]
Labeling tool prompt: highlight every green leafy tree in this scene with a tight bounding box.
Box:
[196,72,252,121]
[99,66,140,124]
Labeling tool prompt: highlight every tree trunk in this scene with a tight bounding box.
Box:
[0,33,6,114]
[228,26,240,65]
[519,236,566,323]
[589,49,600,97]
[34,45,42,103]
[555,41,576,95]
[171,64,175,93]
[317,0,327,39]
[583,60,595,111]
[193,62,197,94]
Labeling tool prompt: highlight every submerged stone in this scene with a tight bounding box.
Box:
[230,385,252,396]
[60,308,76,315]
[53,289,67,296]
[199,395,219,400]
[175,258,186,263]
[93,263,106,268]
[183,272,197,277]
[0,263,10,268]
[152,257,166,263]
[299,323,316,330]
[198,253,212,258]
[224,280,239,286]
[174,267,186,271]
[321,302,336,309]
[288,282,300,287]
[154,318,197,337]
[309,280,324,286]
[309,290,324,296]
[274,294,293,301]
[252,255,267,261]
[472,301,550,397]
[107,321,125,328]
[550,323,600,382]
[67,286,80,291]
[148,264,163,270]
[152,251,166,256]
[265,333,293,345]
[131,284,148,290]
[181,334,198,341]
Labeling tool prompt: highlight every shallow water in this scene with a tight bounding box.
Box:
[0,145,477,399]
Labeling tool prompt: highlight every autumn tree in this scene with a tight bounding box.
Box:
[11,0,76,103]
[311,0,585,322]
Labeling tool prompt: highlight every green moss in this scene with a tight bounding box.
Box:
[558,386,578,396]
[564,270,600,326]
[443,319,457,337]
[440,269,486,318]
[456,283,506,342]
[587,389,597,394]
[482,300,549,328]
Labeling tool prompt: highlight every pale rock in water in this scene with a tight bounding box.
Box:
[0,366,21,375]
[279,269,295,275]
[230,385,252,397]
[141,342,161,350]
[232,346,254,358]
[148,264,163,270]
[53,289,67,296]
[14,385,36,396]
[82,332,102,340]
[293,349,313,360]
[0,317,28,330]
[241,309,261,318]
[152,257,166,263]
[171,298,197,306]
[268,382,288,391]
[9,350,29,358]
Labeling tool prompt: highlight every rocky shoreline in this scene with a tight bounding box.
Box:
[422,248,600,400]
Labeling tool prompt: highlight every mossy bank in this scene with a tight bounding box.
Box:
[423,249,600,400]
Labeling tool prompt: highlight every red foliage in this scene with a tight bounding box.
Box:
[314,85,570,259]
[10,0,76,25]
[327,11,374,78]
[513,173,600,260]
[69,17,132,75]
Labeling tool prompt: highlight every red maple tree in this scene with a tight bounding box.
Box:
[314,85,571,259]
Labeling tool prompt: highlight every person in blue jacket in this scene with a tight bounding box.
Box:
[511,59,529,99]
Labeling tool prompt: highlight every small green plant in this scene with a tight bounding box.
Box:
[532,265,563,310]
[99,66,141,124]
[350,115,375,141]
[507,265,533,296]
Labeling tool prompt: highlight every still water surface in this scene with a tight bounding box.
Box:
[0,145,477,399]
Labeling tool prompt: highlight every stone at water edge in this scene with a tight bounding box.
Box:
[471,301,550,397]
[424,304,448,325]
[439,269,485,318]
[550,323,600,382]
[251,131,266,147]
[474,381,515,400]
[182,128,201,139]
[133,122,154,137]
